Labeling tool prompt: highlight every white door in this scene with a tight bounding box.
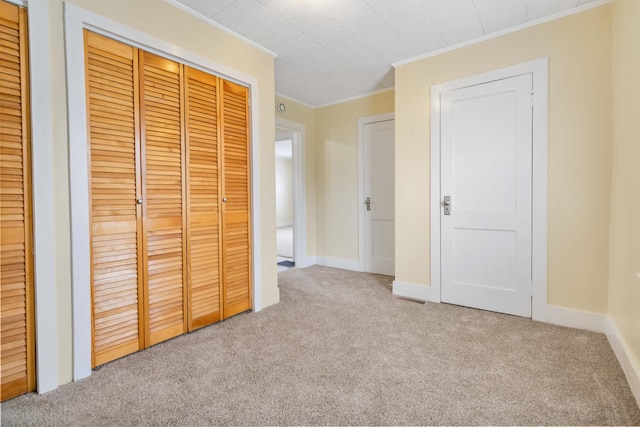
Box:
[364,119,395,276]
[440,74,532,317]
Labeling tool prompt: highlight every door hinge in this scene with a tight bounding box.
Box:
[530,90,534,109]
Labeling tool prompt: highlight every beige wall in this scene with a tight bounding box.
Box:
[395,6,612,313]
[275,96,315,128]
[610,0,640,372]
[314,90,395,261]
[45,0,277,386]
[275,95,317,257]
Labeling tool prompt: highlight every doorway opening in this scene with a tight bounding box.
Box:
[275,136,294,271]
[275,117,309,272]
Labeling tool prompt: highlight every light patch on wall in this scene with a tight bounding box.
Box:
[276,138,293,158]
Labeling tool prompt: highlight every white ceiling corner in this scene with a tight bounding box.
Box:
[174,0,610,107]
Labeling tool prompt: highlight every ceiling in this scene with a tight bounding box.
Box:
[174,0,603,107]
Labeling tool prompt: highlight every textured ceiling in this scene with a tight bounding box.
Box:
[174,0,604,106]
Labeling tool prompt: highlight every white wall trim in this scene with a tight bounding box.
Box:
[392,280,440,303]
[530,60,549,322]
[546,305,605,333]
[64,1,264,382]
[275,92,315,109]
[302,256,318,267]
[357,112,395,274]
[392,0,612,68]
[430,58,548,321]
[605,317,640,406]
[316,86,395,109]
[429,86,443,305]
[276,87,395,110]
[275,118,313,268]
[316,257,361,272]
[162,0,277,59]
[28,0,58,394]
[251,101,263,316]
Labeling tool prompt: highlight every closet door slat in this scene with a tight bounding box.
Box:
[85,30,144,367]
[185,67,221,330]
[0,1,34,401]
[220,80,252,319]
[139,51,187,346]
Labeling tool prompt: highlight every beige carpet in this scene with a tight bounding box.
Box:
[277,226,293,259]
[2,266,639,426]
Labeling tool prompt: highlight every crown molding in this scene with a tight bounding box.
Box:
[163,0,277,59]
[275,92,315,109]
[393,0,613,68]
[315,86,395,109]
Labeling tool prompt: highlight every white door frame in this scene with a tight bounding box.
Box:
[357,112,395,272]
[64,3,268,382]
[28,1,58,393]
[430,58,548,322]
[275,118,311,268]
[14,0,60,394]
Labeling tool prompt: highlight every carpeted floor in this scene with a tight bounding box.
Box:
[2,265,639,426]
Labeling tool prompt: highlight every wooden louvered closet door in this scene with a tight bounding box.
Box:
[85,31,253,366]
[184,67,221,330]
[0,0,34,401]
[139,51,187,345]
[1,1,34,401]
[220,80,252,319]
[84,30,144,367]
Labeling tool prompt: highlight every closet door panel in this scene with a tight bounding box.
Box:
[139,52,187,345]
[220,80,251,319]
[185,67,221,330]
[85,30,143,366]
[0,1,34,401]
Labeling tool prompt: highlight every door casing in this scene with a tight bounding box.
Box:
[430,58,549,322]
[275,117,312,268]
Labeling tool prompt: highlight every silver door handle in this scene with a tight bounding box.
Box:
[136,198,143,205]
[442,196,451,215]
[365,197,371,211]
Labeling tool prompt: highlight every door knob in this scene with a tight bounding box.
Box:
[222,197,227,202]
[442,196,451,215]
[136,198,143,205]
[365,197,371,211]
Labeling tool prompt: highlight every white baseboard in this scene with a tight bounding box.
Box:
[545,305,606,333]
[294,255,316,269]
[316,256,362,272]
[392,280,440,303]
[544,306,639,406]
[605,316,640,406]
